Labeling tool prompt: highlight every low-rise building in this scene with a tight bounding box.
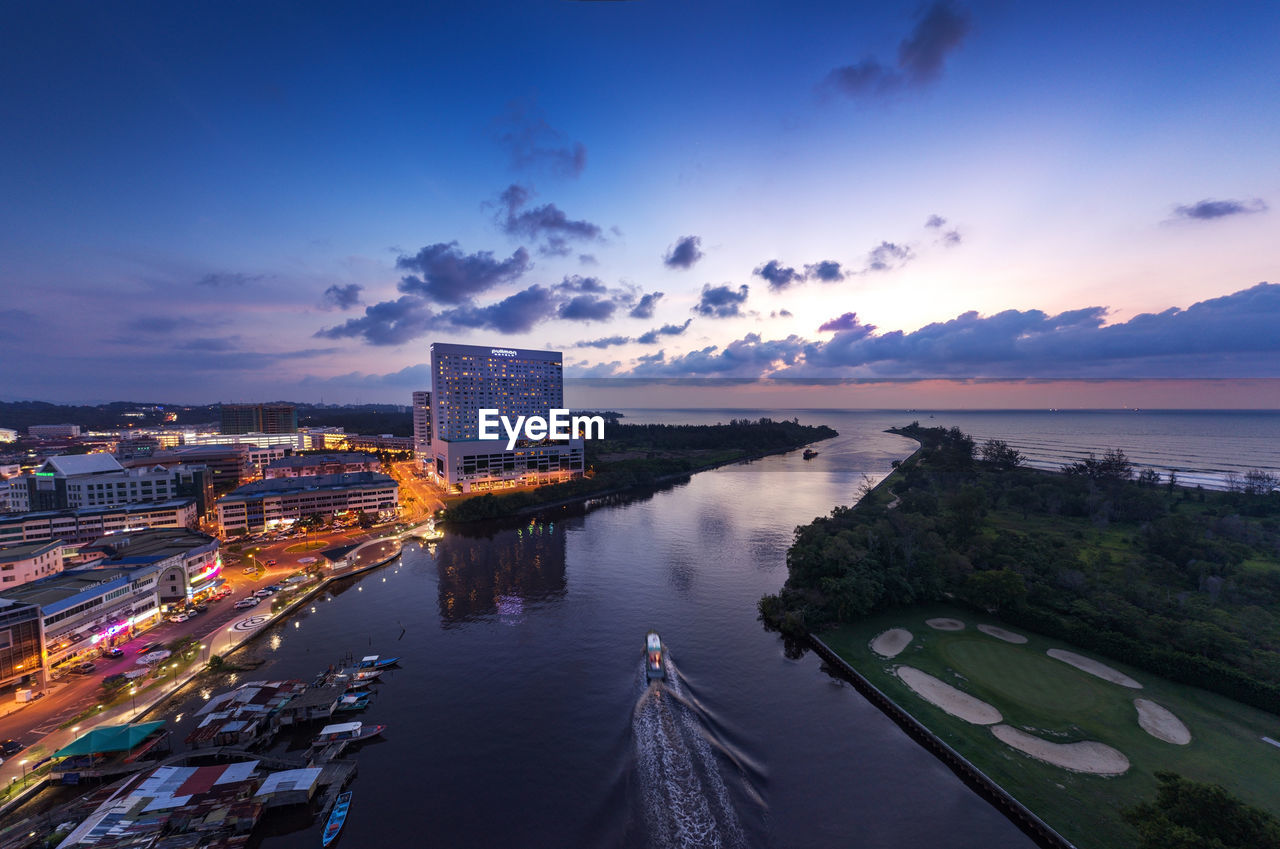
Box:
[1,564,163,673]
[136,444,252,494]
[80,528,222,611]
[263,452,380,479]
[0,598,44,693]
[216,472,398,535]
[28,423,81,439]
[5,454,214,517]
[0,499,198,547]
[0,540,66,588]
[345,433,414,452]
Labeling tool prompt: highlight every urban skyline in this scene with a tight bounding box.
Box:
[3,2,1278,406]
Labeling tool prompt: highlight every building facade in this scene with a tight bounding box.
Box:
[216,472,399,535]
[428,342,583,493]
[220,404,297,435]
[412,390,432,455]
[0,428,18,442]
[28,424,81,439]
[0,500,198,547]
[0,540,65,588]
[264,452,380,479]
[0,599,43,693]
[7,454,214,516]
[137,444,252,494]
[80,528,222,612]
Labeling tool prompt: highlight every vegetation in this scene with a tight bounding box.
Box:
[1123,772,1280,849]
[442,418,836,523]
[761,423,1280,712]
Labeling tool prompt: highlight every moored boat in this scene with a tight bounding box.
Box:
[335,693,372,712]
[322,790,352,846]
[312,721,386,746]
[803,449,818,459]
[645,631,665,680]
[356,655,401,670]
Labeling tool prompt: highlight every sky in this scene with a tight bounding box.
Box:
[2,1,1278,407]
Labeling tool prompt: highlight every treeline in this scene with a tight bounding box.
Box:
[297,408,412,437]
[760,423,1280,713]
[444,418,836,524]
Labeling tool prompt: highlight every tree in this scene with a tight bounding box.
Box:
[962,569,1026,612]
[1122,771,1280,849]
[980,439,1024,470]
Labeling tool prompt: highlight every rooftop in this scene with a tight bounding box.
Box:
[0,566,149,611]
[80,527,218,563]
[0,539,63,563]
[266,452,376,468]
[38,453,124,477]
[0,498,195,525]
[220,471,396,502]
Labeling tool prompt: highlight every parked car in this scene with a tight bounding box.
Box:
[1,740,24,757]
[234,597,260,609]
[265,559,278,566]
[184,608,201,618]
[168,614,188,623]
[265,584,284,592]
[253,588,274,598]
[101,647,124,658]
[69,661,97,675]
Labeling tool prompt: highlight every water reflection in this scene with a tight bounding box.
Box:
[435,518,568,626]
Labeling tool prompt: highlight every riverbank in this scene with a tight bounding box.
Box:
[442,418,837,524]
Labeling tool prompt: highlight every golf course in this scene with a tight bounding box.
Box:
[824,605,1280,849]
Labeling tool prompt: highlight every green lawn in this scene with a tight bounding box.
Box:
[824,605,1280,849]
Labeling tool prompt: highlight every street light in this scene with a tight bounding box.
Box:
[129,686,137,717]
[19,760,28,788]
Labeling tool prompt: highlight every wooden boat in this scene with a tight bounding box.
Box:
[311,721,386,746]
[322,790,351,846]
[335,693,372,712]
[803,449,819,460]
[356,655,400,670]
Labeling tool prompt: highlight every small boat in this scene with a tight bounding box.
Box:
[356,655,400,670]
[335,693,372,712]
[322,790,352,846]
[312,721,386,746]
[645,631,665,681]
[803,449,819,460]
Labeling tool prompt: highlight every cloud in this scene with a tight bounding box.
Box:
[804,260,845,282]
[492,97,587,178]
[575,335,631,349]
[663,235,704,269]
[445,285,560,333]
[557,293,618,322]
[941,230,962,246]
[395,241,531,305]
[624,282,1280,378]
[925,214,946,228]
[1172,198,1268,221]
[818,312,866,332]
[555,275,608,294]
[321,283,363,310]
[125,315,195,334]
[629,291,664,319]
[195,271,268,287]
[753,260,805,291]
[693,283,750,318]
[824,2,970,98]
[636,319,692,345]
[579,254,597,265]
[497,184,602,256]
[866,241,913,271]
[316,295,439,346]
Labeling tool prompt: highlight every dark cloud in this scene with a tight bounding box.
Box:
[628,283,1280,378]
[804,260,845,282]
[663,236,704,269]
[866,241,913,271]
[125,315,192,334]
[818,312,866,332]
[693,283,750,318]
[497,184,602,256]
[396,241,531,305]
[316,295,438,346]
[175,337,239,352]
[445,285,560,334]
[942,230,962,246]
[575,335,631,349]
[492,98,587,178]
[555,275,607,294]
[321,283,363,310]
[925,214,946,228]
[824,2,970,98]
[557,293,617,322]
[629,291,664,319]
[579,254,598,266]
[195,271,267,287]
[636,319,692,345]
[1172,198,1268,221]
[753,260,805,291]
[775,309,793,318]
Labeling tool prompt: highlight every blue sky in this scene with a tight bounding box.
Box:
[2,1,1278,405]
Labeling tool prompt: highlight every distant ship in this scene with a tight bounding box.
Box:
[803,449,818,460]
[646,631,665,680]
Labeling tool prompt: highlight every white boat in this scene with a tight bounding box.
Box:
[311,720,386,746]
[646,631,665,680]
[357,655,400,670]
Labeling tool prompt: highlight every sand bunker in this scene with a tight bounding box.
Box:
[896,666,1002,725]
[870,628,913,658]
[1047,649,1142,689]
[992,725,1130,775]
[925,618,965,631]
[977,624,1028,644]
[1135,699,1191,745]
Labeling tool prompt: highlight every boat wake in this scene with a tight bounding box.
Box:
[632,653,749,849]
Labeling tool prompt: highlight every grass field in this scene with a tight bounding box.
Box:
[282,540,328,553]
[824,605,1280,849]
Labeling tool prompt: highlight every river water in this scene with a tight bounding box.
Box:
[154,409,1279,848]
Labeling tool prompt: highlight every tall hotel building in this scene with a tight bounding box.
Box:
[428,343,584,493]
